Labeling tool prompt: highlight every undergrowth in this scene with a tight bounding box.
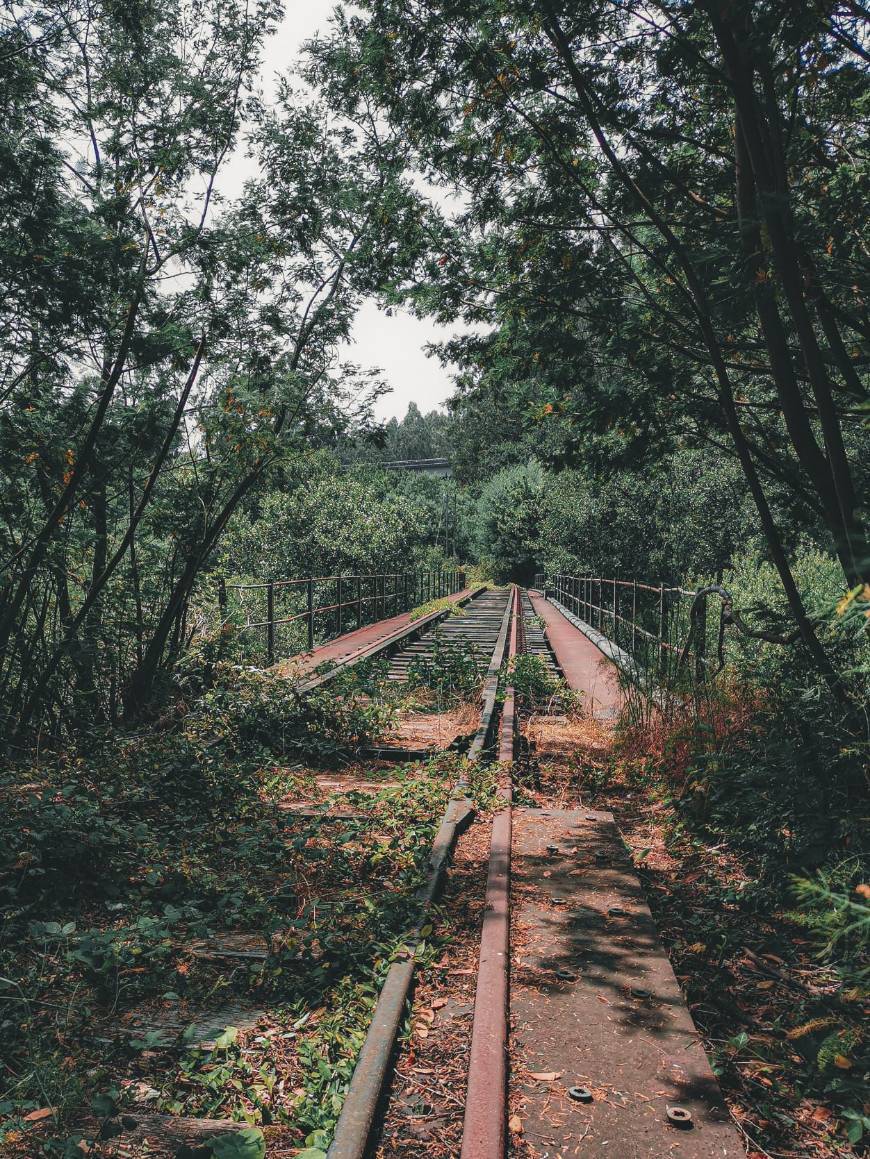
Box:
[405,633,482,704]
[407,595,467,622]
[0,657,491,1156]
[502,653,583,714]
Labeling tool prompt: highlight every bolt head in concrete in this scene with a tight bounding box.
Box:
[568,1086,593,1103]
[667,1106,693,1128]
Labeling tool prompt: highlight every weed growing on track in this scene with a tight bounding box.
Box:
[501,653,582,715]
[407,596,468,622]
[406,634,482,704]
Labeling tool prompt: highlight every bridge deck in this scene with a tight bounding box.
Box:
[510,806,740,1156]
[276,586,474,678]
[510,593,741,1156]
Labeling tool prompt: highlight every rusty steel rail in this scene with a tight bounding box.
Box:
[464,592,515,765]
[461,584,523,1159]
[325,794,473,1159]
[326,589,515,1159]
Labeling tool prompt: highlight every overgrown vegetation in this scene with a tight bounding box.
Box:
[0,651,497,1155]
[3,0,869,1154]
[406,634,483,705]
[503,653,581,715]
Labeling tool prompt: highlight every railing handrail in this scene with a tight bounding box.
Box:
[218,567,464,665]
[542,570,722,687]
[226,570,424,592]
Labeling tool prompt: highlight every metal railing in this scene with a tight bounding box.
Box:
[220,569,464,665]
[543,573,725,686]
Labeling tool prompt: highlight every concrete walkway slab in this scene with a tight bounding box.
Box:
[510,807,739,1157]
[528,593,623,720]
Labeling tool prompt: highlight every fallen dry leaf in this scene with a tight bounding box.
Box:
[23,1109,55,1122]
[528,1071,561,1082]
[508,1114,524,1135]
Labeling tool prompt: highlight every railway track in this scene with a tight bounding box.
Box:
[324,585,740,1159]
[78,584,740,1158]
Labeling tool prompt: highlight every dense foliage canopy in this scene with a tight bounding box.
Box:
[309,0,870,687]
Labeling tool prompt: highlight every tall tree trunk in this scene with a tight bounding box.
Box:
[706,3,868,585]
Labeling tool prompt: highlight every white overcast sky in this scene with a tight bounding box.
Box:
[220,0,462,423]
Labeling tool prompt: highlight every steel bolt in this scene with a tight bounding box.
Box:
[568,1086,593,1103]
[666,1106,693,1128]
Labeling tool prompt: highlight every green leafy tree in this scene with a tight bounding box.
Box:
[308,0,870,691]
[0,1,445,737]
[476,460,546,582]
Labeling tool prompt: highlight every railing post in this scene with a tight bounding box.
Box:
[631,578,637,657]
[612,578,618,645]
[307,578,314,651]
[218,576,227,627]
[264,577,273,662]
[337,576,343,637]
[658,583,667,678]
[613,578,618,642]
[265,577,275,662]
[600,578,605,632]
[695,594,707,685]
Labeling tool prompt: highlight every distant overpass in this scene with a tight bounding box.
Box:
[382,457,452,477]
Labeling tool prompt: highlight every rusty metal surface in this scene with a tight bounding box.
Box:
[326,796,475,1159]
[461,803,512,1159]
[465,591,514,765]
[497,586,522,767]
[460,586,522,1158]
[510,807,740,1156]
[528,591,623,720]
